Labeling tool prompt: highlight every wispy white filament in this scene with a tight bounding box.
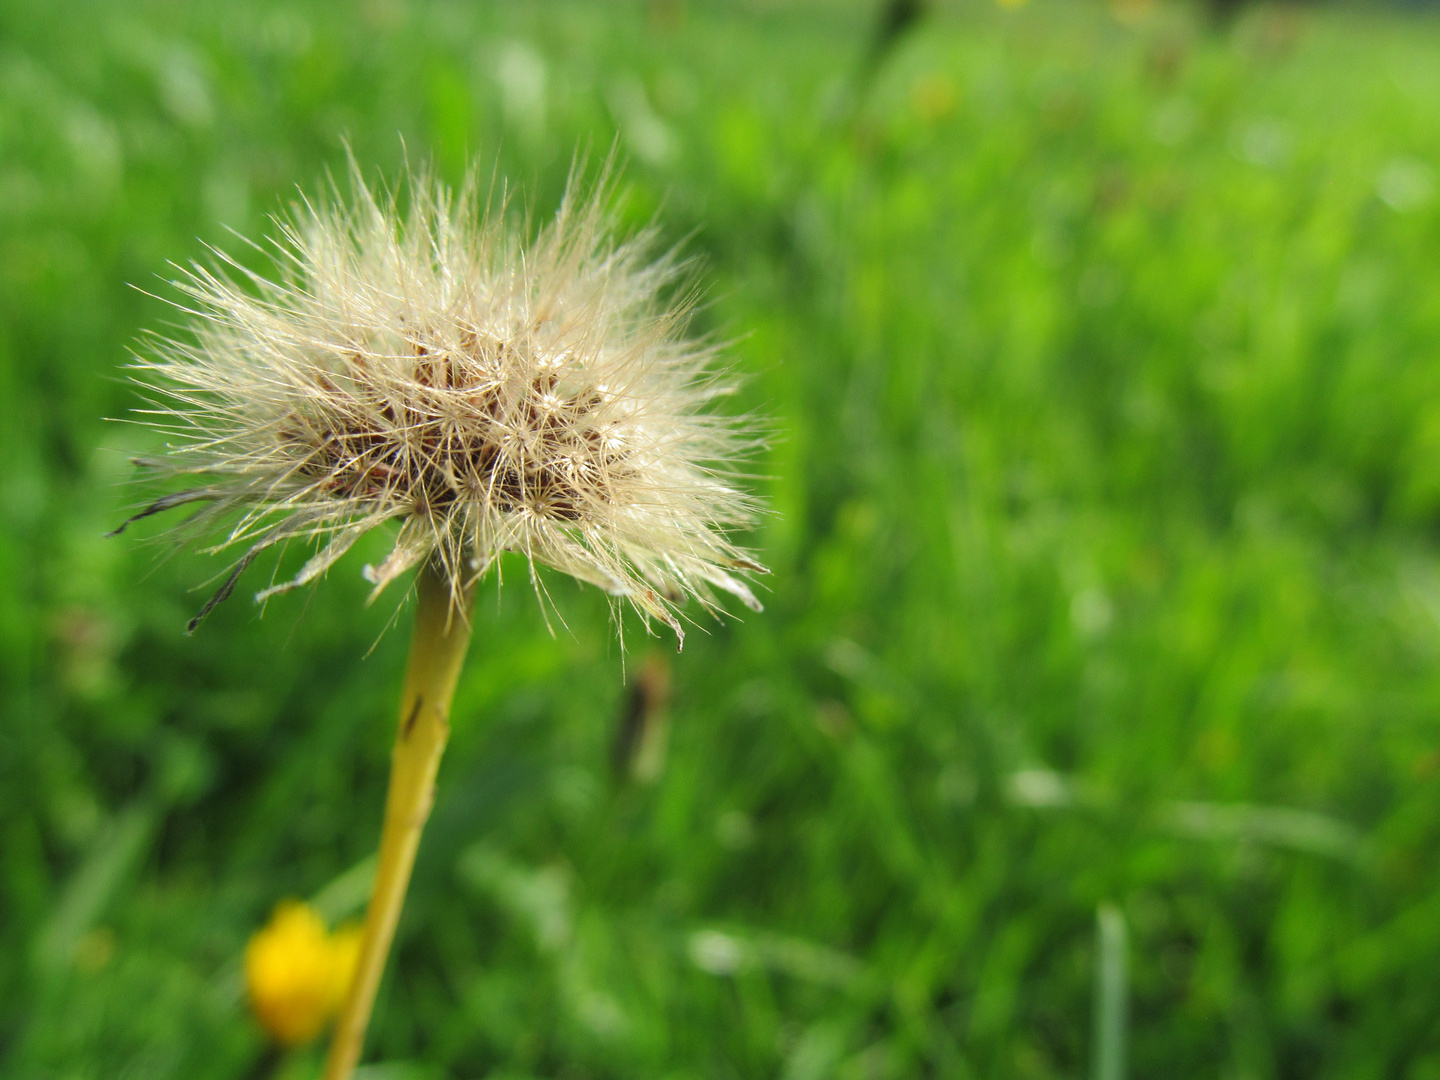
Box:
[119,161,765,645]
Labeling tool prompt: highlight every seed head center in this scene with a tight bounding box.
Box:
[286,336,625,523]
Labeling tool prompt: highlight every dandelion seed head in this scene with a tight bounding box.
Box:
[119,159,766,644]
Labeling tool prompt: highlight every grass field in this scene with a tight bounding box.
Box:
[9,0,1440,1076]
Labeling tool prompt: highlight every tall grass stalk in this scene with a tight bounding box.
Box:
[1093,903,1128,1080]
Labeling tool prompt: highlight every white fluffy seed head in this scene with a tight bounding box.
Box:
[117,160,766,646]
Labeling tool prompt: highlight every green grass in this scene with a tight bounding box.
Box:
[8,0,1440,1076]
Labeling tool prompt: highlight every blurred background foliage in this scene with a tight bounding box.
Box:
[6,0,1440,1076]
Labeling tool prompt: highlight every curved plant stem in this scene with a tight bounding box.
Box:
[322,561,475,1080]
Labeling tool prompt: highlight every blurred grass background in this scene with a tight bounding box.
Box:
[7,0,1440,1076]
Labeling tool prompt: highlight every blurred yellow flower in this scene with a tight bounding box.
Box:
[245,901,362,1045]
[1110,0,1157,23]
[911,74,959,123]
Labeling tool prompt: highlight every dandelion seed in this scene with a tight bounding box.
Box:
[118,157,766,645]
[112,157,768,1080]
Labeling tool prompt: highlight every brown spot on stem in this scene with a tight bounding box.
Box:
[402,695,424,739]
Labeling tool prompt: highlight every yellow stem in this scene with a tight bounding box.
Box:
[322,561,474,1080]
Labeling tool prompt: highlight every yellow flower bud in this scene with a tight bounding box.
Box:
[244,901,362,1046]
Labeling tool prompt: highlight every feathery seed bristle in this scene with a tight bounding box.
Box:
[115,159,766,645]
